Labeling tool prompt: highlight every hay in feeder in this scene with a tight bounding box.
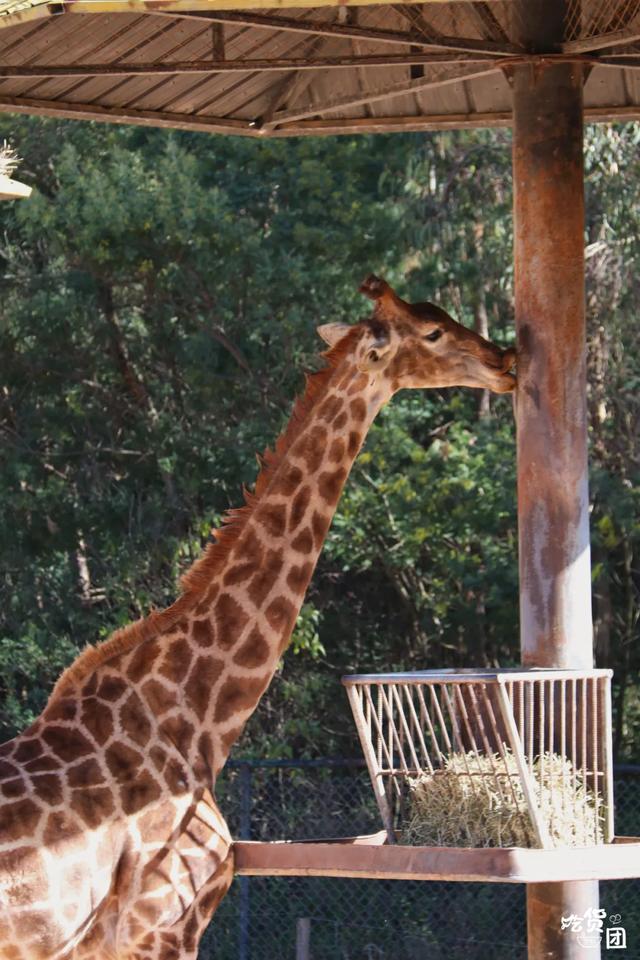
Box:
[0,142,31,201]
[402,751,603,848]
[0,142,19,179]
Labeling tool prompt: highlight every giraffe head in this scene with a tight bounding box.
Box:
[318,275,516,394]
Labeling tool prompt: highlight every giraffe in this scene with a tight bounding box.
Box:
[0,276,515,960]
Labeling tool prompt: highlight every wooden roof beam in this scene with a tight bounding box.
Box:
[592,55,640,68]
[268,64,500,127]
[463,1,510,44]
[270,112,512,136]
[564,24,640,54]
[0,96,638,140]
[0,93,258,135]
[0,53,496,79]
[153,10,519,56]
[258,35,329,127]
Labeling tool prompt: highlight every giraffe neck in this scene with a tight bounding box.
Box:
[171,351,390,778]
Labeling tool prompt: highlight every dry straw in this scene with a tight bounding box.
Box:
[403,751,604,848]
[0,142,19,179]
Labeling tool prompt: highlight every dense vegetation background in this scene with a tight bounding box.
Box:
[0,117,638,761]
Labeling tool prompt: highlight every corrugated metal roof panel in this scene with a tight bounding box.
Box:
[0,4,637,136]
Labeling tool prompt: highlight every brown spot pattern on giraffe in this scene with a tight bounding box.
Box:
[256,502,287,538]
[333,410,348,431]
[70,786,115,828]
[213,674,270,724]
[265,597,297,640]
[127,639,161,683]
[233,627,271,669]
[329,438,346,463]
[159,715,194,756]
[347,430,362,458]
[248,549,283,606]
[183,910,200,953]
[319,468,347,504]
[43,810,78,845]
[0,760,17,779]
[121,769,162,815]
[197,731,215,774]
[191,617,215,648]
[12,739,43,764]
[82,674,98,697]
[214,594,249,647]
[194,583,219,616]
[291,528,313,554]
[42,726,93,763]
[218,722,245,760]
[81,698,114,746]
[289,485,311,531]
[67,758,105,788]
[348,373,369,395]
[141,678,177,715]
[312,511,330,549]
[200,882,229,917]
[318,395,344,423]
[97,675,128,702]
[12,910,58,954]
[24,754,61,774]
[105,741,143,781]
[33,773,63,804]
[0,779,26,800]
[287,562,314,595]
[185,656,223,722]
[44,698,77,722]
[223,559,260,586]
[120,691,152,746]
[0,799,41,841]
[163,758,189,794]
[150,745,167,772]
[272,464,303,496]
[159,636,193,683]
[349,398,367,422]
[295,425,327,472]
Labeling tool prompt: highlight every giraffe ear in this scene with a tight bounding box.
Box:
[359,327,392,373]
[317,323,351,347]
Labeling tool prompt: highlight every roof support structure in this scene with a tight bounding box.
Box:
[0,53,497,79]
[153,9,519,56]
[512,2,598,957]
[267,64,499,127]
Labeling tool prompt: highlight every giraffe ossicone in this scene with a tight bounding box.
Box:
[0,277,515,959]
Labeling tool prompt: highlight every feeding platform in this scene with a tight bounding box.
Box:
[0,174,30,200]
[343,668,614,848]
[234,670,640,884]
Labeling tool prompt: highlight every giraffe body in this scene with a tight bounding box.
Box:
[0,278,515,959]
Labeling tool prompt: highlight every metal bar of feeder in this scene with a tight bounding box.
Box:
[496,681,552,849]
[402,685,433,774]
[601,676,615,843]
[347,684,395,842]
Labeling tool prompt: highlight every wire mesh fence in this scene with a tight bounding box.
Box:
[200,760,640,960]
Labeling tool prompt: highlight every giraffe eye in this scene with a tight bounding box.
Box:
[424,329,442,343]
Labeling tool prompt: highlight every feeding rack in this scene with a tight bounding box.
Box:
[342,668,614,849]
[236,667,640,883]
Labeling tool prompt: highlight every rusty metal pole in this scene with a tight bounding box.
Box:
[512,2,599,957]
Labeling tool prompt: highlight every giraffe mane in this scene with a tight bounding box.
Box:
[48,326,363,703]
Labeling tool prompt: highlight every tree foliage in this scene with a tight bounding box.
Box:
[0,117,638,760]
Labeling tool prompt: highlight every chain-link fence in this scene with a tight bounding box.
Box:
[200,761,640,960]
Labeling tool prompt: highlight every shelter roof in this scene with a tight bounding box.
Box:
[0,1,638,136]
